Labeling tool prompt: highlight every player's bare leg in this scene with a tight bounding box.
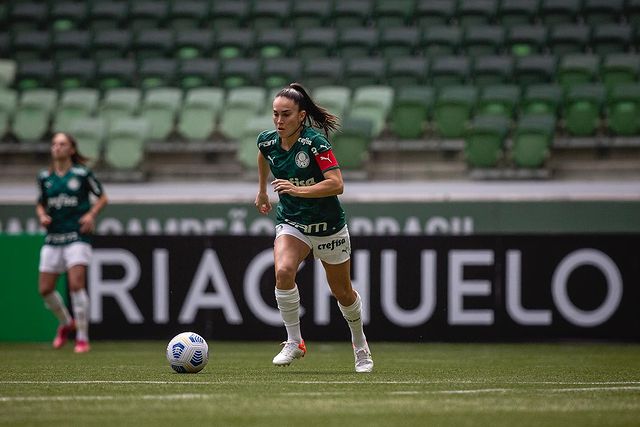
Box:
[40,272,75,349]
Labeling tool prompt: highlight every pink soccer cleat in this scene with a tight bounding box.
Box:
[52,321,75,349]
[74,340,91,354]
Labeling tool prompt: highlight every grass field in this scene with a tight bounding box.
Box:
[1,341,639,426]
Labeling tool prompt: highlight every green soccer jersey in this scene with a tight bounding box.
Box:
[37,164,104,245]
[257,126,346,236]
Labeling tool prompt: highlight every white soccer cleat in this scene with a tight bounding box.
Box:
[354,344,374,373]
[272,340,306,366]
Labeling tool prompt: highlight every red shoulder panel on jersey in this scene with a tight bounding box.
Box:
[314,149,339,172]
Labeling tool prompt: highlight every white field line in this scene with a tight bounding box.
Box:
[0,394,210,403]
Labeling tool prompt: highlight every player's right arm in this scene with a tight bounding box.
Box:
[255,151,272,215]
[36,174,51,228]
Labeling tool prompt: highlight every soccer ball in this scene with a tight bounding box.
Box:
[166,332,209,373]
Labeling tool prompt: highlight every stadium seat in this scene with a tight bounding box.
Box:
[13,89,57,142]
[601,54,640,90]
[464,114,511,168]
[313,86,352,119]
[16,60,54,90]
[331,0,373,28]
[128,1,168,31]
[174,29,214,60]
[52,30,91,61]
[606,83,640,136]
[133,29,174,60]
[477,84,521,118]
[434,85,479,138]
[53,88,99,133]
[140,88,183,140]
[105,118,150,170]
[331,118,373,170]
[506,25,548,57]
[343,58,387,89]
[557,54,600,91]
[214,29,255,60]
[497,0,539,27]
[249,0,289,30]
[50,1,87,32]
[178,58,220,89]
[473,55,514,87]
[420,25,462,57]
[177,87,225,140]
[262,58,303,89]
[0,88,17,138]
[219,87,267,140]
[514,55,557,87]
[56,59,97,90]
[168,0,209,29]
[210,1,249,29]
[96,58,136,90]
[512,114,556,168]
[0,33,9,60]
[387,57,429,88]
[297,28,337,61]
[347,86,394,138]
[9,2,47,31]
[291,0,331,29]
[379,27,419,58]
[463,25,505,56]
[0,59,16,87]
[430,56,471,88]
[521,84,564,115]
[12,31,50,61]
[138,58,178,89]
[564,83,606,136]
[457,0,498,27]
[256,29,295,58]
[628,0,640,25]
[591,25,632,55]
[88,1,128,30]
[390,86,434,139]
[415,0,456,26]
[100,88,141,124]
[337,28,379,58]
[92,29,132,60]
[220,58,260,89]
[373,0,415,28]
[69,117,106,166]
[237,114,273,169]
[548,25,590,55]
[539,0,581,25]
[303,58,344,89]
[582,0,624,24]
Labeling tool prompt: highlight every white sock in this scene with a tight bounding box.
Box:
[338,291,367,349]
[275,286,302,343]
[71,289,90,342]
[43,291,72,326]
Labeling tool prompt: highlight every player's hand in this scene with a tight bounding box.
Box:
[255,192,271,215]
[38,213,52,228]
[79,213,96,233]
[271,179,297,196]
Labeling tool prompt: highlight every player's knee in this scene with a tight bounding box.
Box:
[331,286,353,303]
[275,264,297,287]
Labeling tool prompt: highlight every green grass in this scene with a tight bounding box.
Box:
[1,342,639,426]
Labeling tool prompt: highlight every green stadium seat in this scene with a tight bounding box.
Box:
[210,2,249,29]
[140,88,183,140]
[390,86,434,139]
[133,29,174,60]
[69,117,106,167]
[174,29,214,60]
[237,114,274,169]
[178,58,220,89]
[56,59,97,90]
[138,58,177,89]
[262,58,303,89]
[548,25,590,55]
[168,1,209,29]
[13,89,57,142]
[16,60,54,91]
[457,0,498,27]
[601,54,640,90]
[373,0,415,28]
[129,1,168,31]
[592,25,632,55]
[387,57,429,88]
[92,29,132,60]
[332,0,373,28]
[105,117,150,170]
[514,55,557,87]
[51,30,91,61]
[0,88,17,138]
[512,114,556,168]
[478,84,521,118]
[177,87,225,141]
[343,58,387,89]
[379,27,419,59]
[415,0,456,26]
[313,86,352,119]
[297,28,337,61]
[50,1,87,32]
[9,2,47,31]
[256,29,295,59]
[291,0,331,29]
[214,29,254,60]
[431,56,471,88]
[249,1,289,30]
[303,58,344,89]
[420,25,462,57]
[583,0,624,24]
[564,83,606,136]
[347,86,394,138]
[0,34,9,59]
[627,0,640,25]
[88,1,128,31]
[12,31,50,61]
[0,59,16,87]
[521,84,564,115]
[53,88,99,133]
[219,87,267,140]
[100,88,141,124]
[540,0,581,25]
[434,85,479,138]
[463,25,505,57]
[337,28,379,58]
[606,83,640,136]
[473,55,514,87]
[557,54,600,91]
[464,115,511,168]
[220,58,260,89]
[331,118,373,170]
[497,0,539,27]
[96,58,136,90]
[506,25,548,57]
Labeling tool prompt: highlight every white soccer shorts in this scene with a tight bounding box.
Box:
[39,241,92,274]
[275,223,351,265]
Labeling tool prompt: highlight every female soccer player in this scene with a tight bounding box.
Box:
[36,132,108,353]
[255,83,373,373]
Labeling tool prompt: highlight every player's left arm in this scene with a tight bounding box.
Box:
[79,172,108,233]
[272,162,344,198]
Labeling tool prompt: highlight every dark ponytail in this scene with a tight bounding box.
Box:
[275,83,340,137]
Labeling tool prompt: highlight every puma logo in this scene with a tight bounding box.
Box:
[320,156,331,162]
[267,155,274,164]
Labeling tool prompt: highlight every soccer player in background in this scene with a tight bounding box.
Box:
[255,83,373,373]
[36,132,108,353]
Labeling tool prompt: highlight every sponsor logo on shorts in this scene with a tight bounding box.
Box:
[317,238,347,251]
